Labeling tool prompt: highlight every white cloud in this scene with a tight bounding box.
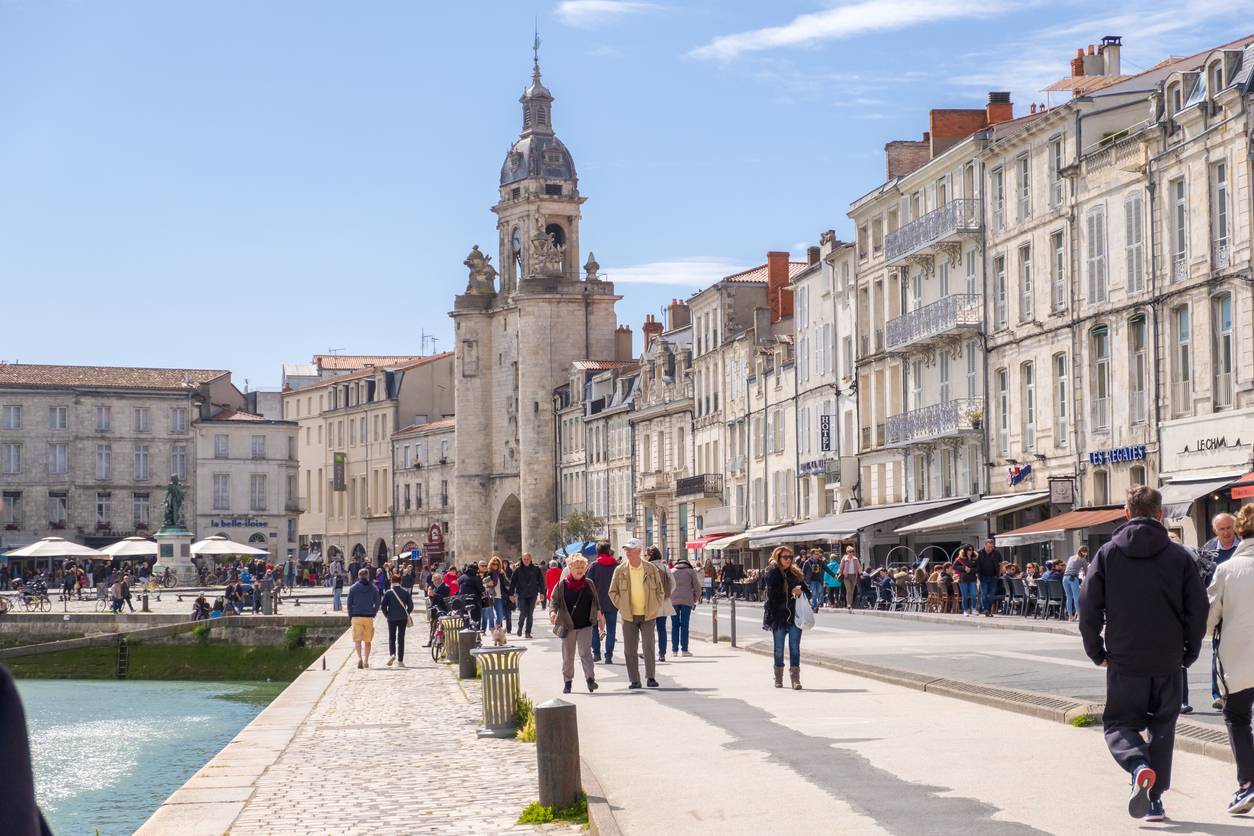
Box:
[604,257,748,286]
[555,1,659,29]
[689,0,1013,61]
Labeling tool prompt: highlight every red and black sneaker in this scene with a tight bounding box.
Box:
[1129,765,1157,819]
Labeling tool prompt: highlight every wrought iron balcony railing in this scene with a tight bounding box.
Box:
[676,473,723,499]
[885,199,982,263]
[886,294,983,352]
[886,398,983,446]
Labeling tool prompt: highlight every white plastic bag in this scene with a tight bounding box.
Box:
[794,592,816,631]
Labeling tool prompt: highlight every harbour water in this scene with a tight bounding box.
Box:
[17,679,269,835]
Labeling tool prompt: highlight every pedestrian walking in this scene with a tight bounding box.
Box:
[511,552,544,638]
[1204,502,1254,815]
[837,544,862,611]
[483,555,507,630]
[648,546,675,662]
[823,551,842,607]
[607,538,665,689]
[549,554,604,694]
[669,555,701,657]
[763,546,805,689]
[545,559,563,604]
[802,549,826,610]
[976,538,1002,617]
[1062,546,1089,622]
[954,545,978,616]
[1079,486,1208,822]
[701,558,715,602]
[457,563,487,628]
[380,572,414,668]
[587,542,619,664]
[1206,513,1242,710]
[347,568,382,669]
[332,570,344,611]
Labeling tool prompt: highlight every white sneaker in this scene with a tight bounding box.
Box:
[396,660,406,668]
[681,651,693,657]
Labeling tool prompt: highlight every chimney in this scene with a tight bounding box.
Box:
[642,314,663,351]
[1082,43,1103,76]
[1072,48,1085,77]
[667,298,691,331]
[1100,35,1122,76]
[884,139,930,179]
[615,325,633,362]
[986,91,1013,125]
[807,246,821,266]
[766,251,793,324]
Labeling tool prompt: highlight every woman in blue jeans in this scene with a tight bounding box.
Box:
[1062,546,1088,621]
[763,546,805,690]
[954,545,979,616]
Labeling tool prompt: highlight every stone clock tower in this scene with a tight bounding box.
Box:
[450,56,621,562]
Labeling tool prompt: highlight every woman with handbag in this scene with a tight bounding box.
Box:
[549,554,604,694]
[380,572,415,668]
[647,546,676,662]
[763,546,805,690]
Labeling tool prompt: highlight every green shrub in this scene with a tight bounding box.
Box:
[191,623,211,646]
[516,793,588,826]
[1070,714,1096,728]
[515,693,536,742]
[284,625,307,650]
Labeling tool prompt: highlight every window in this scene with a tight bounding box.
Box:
[1016,154,1030,221]
[416,482,424,509]
[95,492,111,527]
[171,407,188,433]
[1093,470,1109,505]
[133,445,150,480]
[214,434,229,458]
[966,342,977,396]
[48,406,66,430]
[1018,244,1033,321]
[996,369,1009,455]
[1213,161,1229,266]
[1169,83,1182,116]
[48,492,67,526]
[172,444,187,480]
[251,435,266,460]
[1086,207,1107,302]
[1050,230,1066,310]
[965,249,977,296]
[250,474,267,512]
[1130,465,1146,487]
[133,407,150,433]
[440,480,449,508]
[1091,327,1110,430]
[1,491,20,525]
[910,359,923,409]
[1,443,19,475]
[1170,178,1187,278]
[1053,353,1068,447]
[213,474,230,511]
[1129,317,1148,424]
[95,406,111,431]
[47,442,67,475]
[1125,191,1144,292]
[1021,362,1036,451]
[133,493,150,528]
[1210,61,1224,96]
[0,405,20,431]
[1214,293,1234,408]
[939,353,951,402]
[96,443,112,480]
[991,167,1005,229]
[1049,137,1064,207]
[1173,305,1192,416]
[993,255,1008,329]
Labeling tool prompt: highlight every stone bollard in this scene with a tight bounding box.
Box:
[141,592,150,613]
[458,628,479,679]
[469,645,527,738]
[535,698,581,808]
[439,615,466,662]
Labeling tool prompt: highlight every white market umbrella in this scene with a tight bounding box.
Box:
[99,537,159,560]
[5,537,106,560]
[191,534,267,557]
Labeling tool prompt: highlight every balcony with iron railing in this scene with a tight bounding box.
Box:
[1172,380,1192,417]
[886,293,983,352]
[1214,240,1231,270]
[884,199,981,263]
[1091,397,1110,432]
[1171,256,1187,282]
[285,497,308,514]
[886,398,982,447]
[1215,373,1234,409]
[676,473,723,500]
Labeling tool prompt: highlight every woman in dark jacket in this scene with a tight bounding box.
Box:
[549,554,605,694]
[380,572,414,668]
[763,546,806,690]
[510,553,545,638]
[456,563,487,629]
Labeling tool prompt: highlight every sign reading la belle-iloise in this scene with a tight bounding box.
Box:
[210,517,268,528]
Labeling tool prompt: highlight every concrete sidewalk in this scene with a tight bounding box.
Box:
[517,628,1248,835]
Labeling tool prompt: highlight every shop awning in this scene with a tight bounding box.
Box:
[995,507,1127,547]
[1161,472,1247,519]
[685,533,737,550]
[1226,471,1254,501]
[895,492,1049,535]
[750,498,965,548]
[706,525,784,551]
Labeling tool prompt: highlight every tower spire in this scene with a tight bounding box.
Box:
[532,20,541,73]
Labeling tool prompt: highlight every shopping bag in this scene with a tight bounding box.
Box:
[794,592,816,631]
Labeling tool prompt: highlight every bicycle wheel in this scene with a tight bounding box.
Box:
[39,596,51,612]
[430,634,443,662]
[163,575,177,589]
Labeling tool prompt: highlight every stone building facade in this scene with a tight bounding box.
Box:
[391,418,456,565]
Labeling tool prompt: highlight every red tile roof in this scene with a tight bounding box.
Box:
[0,364,229,391]
[572,359,636,371]
[393,418,455,436]
[313,354,422,371]
[721,262,809,284]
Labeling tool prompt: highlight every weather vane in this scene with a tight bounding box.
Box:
[533,19,541,64]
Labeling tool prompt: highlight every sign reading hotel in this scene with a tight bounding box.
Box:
[819,415,831,452]
[1159,407,1254,474]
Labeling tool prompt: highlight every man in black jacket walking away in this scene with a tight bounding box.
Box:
[1080,486,1208,823]
[975,539,1001,617]
[511,552,545,638]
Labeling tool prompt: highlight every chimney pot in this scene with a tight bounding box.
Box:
[807,245,821,266]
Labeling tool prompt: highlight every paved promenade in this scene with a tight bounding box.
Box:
[138,618,581,836]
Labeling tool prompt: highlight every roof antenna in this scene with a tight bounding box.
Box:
[533,18,541,67]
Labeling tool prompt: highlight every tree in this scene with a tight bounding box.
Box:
[544,510,605,553]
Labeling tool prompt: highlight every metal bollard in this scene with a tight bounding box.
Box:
[711,594,719,644]
[535,698,581,808]
[458,629,479,679]
[469,645,527,738]
[141,593,150,613]
[730,595,737,647]
[439,615,466,662]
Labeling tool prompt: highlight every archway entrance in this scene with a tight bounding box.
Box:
[375,539,389,566]
[352,543,366,562]
[493,494,522,561]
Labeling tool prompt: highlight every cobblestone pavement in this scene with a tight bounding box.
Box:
[226,616,583,836]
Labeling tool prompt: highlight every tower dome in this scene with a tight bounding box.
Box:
[500,60,577,187]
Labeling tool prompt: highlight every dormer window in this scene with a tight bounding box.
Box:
[1168,83,1182,117]
[1210,62,1224,96]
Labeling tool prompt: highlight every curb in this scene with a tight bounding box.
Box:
[689,627,1233,765]
[850,607,1080,637]
[581,755,622,836]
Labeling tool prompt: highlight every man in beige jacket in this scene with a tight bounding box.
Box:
[608,538,666,689]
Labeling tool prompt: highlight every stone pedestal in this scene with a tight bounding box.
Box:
[155,526,197,585]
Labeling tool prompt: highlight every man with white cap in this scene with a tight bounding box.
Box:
[608,538,666,688]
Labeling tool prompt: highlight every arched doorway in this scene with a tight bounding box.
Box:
[375,539,389,566]
[493,494,522,561]
[352,543,366,562]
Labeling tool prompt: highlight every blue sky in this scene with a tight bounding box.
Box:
[2,0,1250,388]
